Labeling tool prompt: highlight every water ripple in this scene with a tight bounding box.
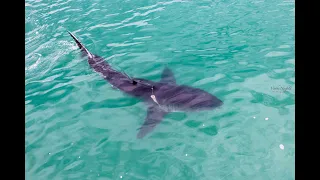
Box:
[26,0,294,179]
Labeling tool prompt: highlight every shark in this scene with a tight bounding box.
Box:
[67,31,223,139]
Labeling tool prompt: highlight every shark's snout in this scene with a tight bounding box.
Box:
[190,92,223,110]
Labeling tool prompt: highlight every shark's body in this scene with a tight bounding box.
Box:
[68,31,223,138]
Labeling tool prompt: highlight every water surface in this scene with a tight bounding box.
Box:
[26,0,295,179]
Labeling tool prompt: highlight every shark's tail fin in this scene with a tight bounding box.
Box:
[67,31,93,58]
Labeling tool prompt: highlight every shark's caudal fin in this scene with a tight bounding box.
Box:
[137,105,168,139]
[67,31,93,58]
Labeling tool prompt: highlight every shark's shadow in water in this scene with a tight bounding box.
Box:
[67,31,223,139]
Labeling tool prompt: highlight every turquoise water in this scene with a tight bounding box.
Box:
[25,0,295,179]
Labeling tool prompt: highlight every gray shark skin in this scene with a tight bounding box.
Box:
[68,31,223,139]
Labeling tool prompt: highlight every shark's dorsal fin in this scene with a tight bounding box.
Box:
[137,105,167,139]
[160,66,176,84]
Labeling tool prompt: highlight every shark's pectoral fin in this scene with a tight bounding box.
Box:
[137,105,167,139]
[160,66,176,84]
